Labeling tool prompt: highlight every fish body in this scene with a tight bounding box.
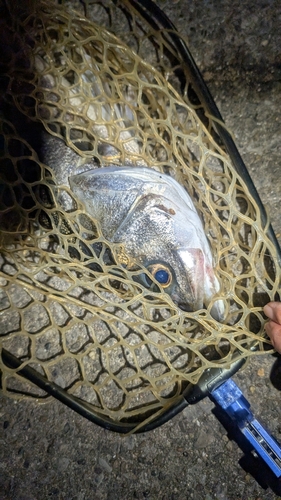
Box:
[70,166,223,319]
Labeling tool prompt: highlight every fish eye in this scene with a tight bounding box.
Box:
[155,269,169,284]
[148,264,172,288]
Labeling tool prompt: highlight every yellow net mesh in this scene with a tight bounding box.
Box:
[0,0,280,425]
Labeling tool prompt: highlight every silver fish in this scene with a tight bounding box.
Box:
[70,166,224,320]
[31,53,224,318]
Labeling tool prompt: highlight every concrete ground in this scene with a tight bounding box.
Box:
[1,1,281,499]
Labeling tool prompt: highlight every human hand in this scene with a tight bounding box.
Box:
[263,302,281,354]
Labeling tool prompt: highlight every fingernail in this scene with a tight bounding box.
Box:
[263,304,274,319]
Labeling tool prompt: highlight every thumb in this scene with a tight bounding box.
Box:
[263,302,281,324]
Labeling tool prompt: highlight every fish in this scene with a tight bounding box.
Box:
[69,166,224,320]
[30,51,224,319]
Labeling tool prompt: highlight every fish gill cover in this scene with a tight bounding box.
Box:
[0,0,279,427]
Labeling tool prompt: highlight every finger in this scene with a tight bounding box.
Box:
[263,302,281,325]
[265,320,281,353]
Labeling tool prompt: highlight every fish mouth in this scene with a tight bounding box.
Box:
[176,248,225,321]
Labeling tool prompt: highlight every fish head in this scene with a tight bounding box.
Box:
[69,166,224,321]
[112,192,224,320]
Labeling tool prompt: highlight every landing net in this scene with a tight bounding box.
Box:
[0,0,279,426]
